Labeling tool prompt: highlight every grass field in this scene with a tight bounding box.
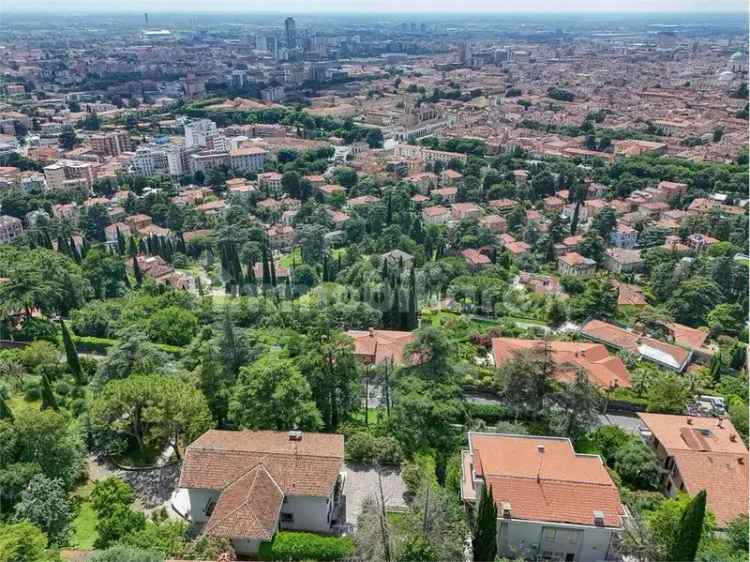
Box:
[69,482,98,549]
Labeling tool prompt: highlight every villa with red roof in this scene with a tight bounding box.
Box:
[346,328,416,366]
[491,337,631,388]
[178,430,345,556]
[638,413,748,528]
[461,432,626,561]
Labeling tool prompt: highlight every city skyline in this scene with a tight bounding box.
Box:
[1,0,748,14]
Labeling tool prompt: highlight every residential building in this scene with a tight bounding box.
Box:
[609,224,638,249]
[178,429,345,556]
[422,205,451,225]
[638,413,748,528]
[184,119,218,149]
[580,319,691,372]
[461,432,626,561]
[44,160,96,191]
[558,252,596,277]
[229,146,268,172]
[91,130,130,156]
[491,337,631,388]
[347,328,416,366]
[604,248,642,274]
[452,202,482,221]
[0,215,23,243]
[462,248,491,270]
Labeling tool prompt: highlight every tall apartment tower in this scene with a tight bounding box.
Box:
[285,17,297,48]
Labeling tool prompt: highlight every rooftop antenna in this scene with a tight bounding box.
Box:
[144,12,149,26]
[536,444,545,483]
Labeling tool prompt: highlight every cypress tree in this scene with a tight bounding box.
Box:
[69,238,81,264]
[407,268,418,330]
[133,255,143,287]
[40,374,58,411]
[116,228,126,255]
[261,247,271,287]
[128,236,138,256]
[668,490,707,562]
[270,257,277,287]
[0,385,13,421]
[472,484,498,562]
[570,201,581,235]
[60,319,84,385]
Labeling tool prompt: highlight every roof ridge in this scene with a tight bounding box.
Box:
[205,468,262,534]
[489,474,617,488]
[186,446,342,459]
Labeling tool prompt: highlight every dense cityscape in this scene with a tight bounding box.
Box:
[0,9,748,562]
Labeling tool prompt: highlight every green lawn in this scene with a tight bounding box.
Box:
[70,501,98,549]
[279,248,302,268]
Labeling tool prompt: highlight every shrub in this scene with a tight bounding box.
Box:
[345,433,403,465]
[23,384,41,401]
[465,402,511,424]
[345,432,377,463]
[259,531,354,561]
[55,381,71,396]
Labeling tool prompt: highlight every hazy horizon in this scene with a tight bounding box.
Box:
[1,1,747,15]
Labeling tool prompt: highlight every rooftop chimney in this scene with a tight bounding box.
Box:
[593,510,605,527]
[536,445,545,483]
[368,327,375,337]
[739,457,745,466]
[687,418,693,425]
[288,430,303,441]
[501,502,512,519]
[717,417,724,428]
[730,434,738,442]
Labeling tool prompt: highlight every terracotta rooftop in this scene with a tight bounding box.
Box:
[491,337,631,388]
[581,319,691,372]
[205,464,284,540]
[179,430,344,497]
[465,433,625,528]
[347,328,416,366]
[638,413,748,527]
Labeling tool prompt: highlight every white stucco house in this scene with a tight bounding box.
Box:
[461,432,627,562]
[178,429,345,556]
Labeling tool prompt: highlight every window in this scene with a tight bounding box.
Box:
[281,513,294,523]
[543,528,557,541]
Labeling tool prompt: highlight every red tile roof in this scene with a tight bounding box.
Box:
[466,433,625,528]
[347,329,416,366]
[638,414,748,527]
[205,464,284,540]
[581,319,690,371]
[491,337,631,388]
[179,430,343,498]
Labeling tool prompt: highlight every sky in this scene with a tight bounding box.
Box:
[1,0,748,15]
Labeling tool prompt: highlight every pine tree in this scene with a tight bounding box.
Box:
[472,484,498,562]
[40,374,58,411]
[133,255,143,287]
[60,319,84,385]
[668,490,707,562]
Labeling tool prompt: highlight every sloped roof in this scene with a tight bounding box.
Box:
[638,413,748,527]
[468,433,624,528]
[347,329,416,366]
[205,464,284,540]
[490,337,631,388]
[179,430,343,497]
